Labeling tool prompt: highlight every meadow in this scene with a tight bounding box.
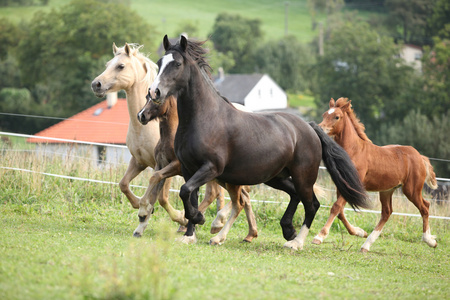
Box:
[1,0,323,45]
[1,141,449,299]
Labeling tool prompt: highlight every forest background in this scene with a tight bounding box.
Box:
[0,0,449,177]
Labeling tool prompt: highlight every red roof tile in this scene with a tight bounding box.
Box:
[27,99,129,144]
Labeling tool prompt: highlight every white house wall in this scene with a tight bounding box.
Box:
[35,144,131,167]
[244,75,287,111]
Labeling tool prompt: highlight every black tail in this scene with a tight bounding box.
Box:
[309,122,370,210]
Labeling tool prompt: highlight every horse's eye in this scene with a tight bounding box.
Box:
[176,62,181,67]
[117,64,125,70]
[335,116,339,120]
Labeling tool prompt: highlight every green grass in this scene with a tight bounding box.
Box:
[1,146,449,299]
[1,0,320,44]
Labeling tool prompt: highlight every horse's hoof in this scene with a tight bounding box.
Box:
[312,238,322,245]
[210,226,222,234]
[177,225,187,233]
[284,240,302,251]
[133,231,142,238]
[175,234,197,244]
[209,238,222,246]
[360,248,369,253]
[193,212,206,225]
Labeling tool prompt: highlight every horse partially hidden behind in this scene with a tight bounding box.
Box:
[142,35,369,249]
[313,97,438,252]
[135,89,258,243]
[91,43,223,233]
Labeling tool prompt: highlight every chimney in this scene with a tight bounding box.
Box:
[107,92,118,108]
[218,67,224,81]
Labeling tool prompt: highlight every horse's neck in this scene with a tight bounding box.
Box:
[125,82,149,130]
[335,116,364,151]
[177,69,220,128]
[160,102,179,139]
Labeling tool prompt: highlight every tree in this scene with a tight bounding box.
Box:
[16,0,157,119]
[311,21,419,136]
[420,37,450,117]
[385,0,436,45]
[209,13,262,73]
[376,110,450,178]
[254,36,313,92]
[428,0,450,39]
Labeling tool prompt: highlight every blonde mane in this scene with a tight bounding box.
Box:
[335,97,372,143]
[115,43,158,85]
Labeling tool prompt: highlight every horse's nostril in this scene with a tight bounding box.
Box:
[155,88,161,99]
[96,82,102,88]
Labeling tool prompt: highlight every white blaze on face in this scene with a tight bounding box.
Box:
[150,53,174,96]
[328,108,335,115]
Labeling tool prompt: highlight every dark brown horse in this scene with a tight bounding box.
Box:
[137,94,258,244]
[141,35,369,250]
[314,97,438,252]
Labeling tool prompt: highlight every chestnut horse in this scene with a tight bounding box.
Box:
[313,97,438,252]
[143,35,369,249]
[91,43,223,233]
[135,92,258,243]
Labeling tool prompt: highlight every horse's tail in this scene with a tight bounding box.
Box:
[422,155,438,190]
[309,122,370,210]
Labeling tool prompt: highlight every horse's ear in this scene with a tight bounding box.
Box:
[163,35,171,51]
[329,98,335,108]
[112,43,119,55]
[341,100,351,111]
[180,35,187,52]
[124,43,132,56]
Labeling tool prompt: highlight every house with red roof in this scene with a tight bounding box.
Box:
[27,93,132,165]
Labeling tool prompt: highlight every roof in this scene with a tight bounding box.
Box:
[27,99,129,144]
[214,74,265,105]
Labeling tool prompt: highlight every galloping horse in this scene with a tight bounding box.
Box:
[135,89,258,243]
[313,97,438,252]
[91,43,223,232]
[143,35,369,249]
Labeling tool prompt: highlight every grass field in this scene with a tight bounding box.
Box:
[1,142,449,299]
[1,0,321,45]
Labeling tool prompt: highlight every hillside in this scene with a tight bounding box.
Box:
[1,0,321,47]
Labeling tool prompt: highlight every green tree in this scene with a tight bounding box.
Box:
[16,0,156,119]
[376,110,450,178]
[428,0,450,39]
[254,36,313,92]
[312,21,419,136]
[420,37,450,117]
[209,12,262,73]
[385,0,436,45]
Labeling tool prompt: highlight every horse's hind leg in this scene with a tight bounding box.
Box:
[210,184,245,245]
[119,156,146,209]
[361,190,394,252]
[241,187,258,242]
[403,181,437,248]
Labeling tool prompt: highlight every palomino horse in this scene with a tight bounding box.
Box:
[313,97,438,252]
[143,35,369,249]
[135,90,258,243]
[91,43,223,232]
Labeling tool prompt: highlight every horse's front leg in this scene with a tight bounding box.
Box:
[119,156,146,209]
[179,163,221,227]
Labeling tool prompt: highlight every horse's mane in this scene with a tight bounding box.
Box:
[172,38,234,107]
[335,97,372,143]
[115,43,158,85]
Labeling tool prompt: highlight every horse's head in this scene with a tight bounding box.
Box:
[91,43,157,98]
[319,97,351,137]
[148,35,191,105]
[137,93,176,125]
[148,35,211,104]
